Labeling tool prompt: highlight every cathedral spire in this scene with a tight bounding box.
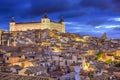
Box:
[11,17,15,22]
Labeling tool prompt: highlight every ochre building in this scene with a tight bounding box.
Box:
[10,13,65,33]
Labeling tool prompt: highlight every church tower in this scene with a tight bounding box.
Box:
[101,32,107,40]
[10,17,15,31]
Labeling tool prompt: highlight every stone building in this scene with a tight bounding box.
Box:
[10,13,65,33]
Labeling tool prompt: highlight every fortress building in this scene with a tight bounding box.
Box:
[10,13,65,33]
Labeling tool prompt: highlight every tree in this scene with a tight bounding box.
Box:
[96,52,103,59]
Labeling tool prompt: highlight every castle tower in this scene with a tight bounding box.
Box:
[59,17,65,33]
[10,17,15,31]
[41,13,50,23]
[41,13,50,29]
[59,17,64,24]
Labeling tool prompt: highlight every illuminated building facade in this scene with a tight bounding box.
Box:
[10,13,65,33]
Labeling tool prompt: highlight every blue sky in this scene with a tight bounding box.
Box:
[0,0,120,38]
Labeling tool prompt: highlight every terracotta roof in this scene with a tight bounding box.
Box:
[0,73,54,80]
[27,66,47,73]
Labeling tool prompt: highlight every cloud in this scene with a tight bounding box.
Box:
[109,17,120,22]
[95,26,102,29]
[95,25,120,29]
[105,25,120,29]
[66,22,74,25]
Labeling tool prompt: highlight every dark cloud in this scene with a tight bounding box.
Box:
[112,0,120,3]
[27,0,69,16]
[20,0,81,18]
[80,0,120,13]
[0,0,31,18]
[80,0,110,10]
[111,0,120,13]
[60,11,88,19]
[0,1,14,15]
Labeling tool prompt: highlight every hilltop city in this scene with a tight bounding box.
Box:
[0,14,120,80]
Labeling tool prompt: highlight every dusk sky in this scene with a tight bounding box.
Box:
[0,0,120,38]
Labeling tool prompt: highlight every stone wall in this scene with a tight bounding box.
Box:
[13,23,41,31]
[10,21,65,33]
[50,22,65,32]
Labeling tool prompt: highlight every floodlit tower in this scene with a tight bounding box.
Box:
[10,17,15,31]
